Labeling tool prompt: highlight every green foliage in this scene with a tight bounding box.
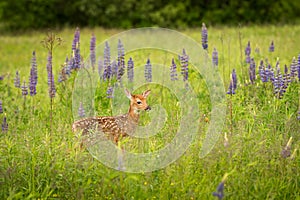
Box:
[1,0,300,31]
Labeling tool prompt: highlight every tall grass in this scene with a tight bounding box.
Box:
[0,25,299,199]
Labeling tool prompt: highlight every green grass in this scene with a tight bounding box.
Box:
[0,25,300,199]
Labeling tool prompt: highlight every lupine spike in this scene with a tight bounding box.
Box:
[117,39,125,80]
[0,101,3,114]
[14,71,20,88]
[78,102,86,118]
[21,80,28,97]
[179,48,189,82]
[212,48,218,67]
[106,86,114,98]
[90,33,96,70]
[103,41,112,80]
[269,41,275,52]
[47,53,56,98]
[227,69,237,94]
[290,57,298,80]
[297,54,300,81]
[127,57,134,82]
[259,60,267,82]
[201,23,208,50]
[245,41,251,64]
[170,58,178,81]
[145,58,152,82]
[249,58,256,84]
[212,181,225,200]
[2,115,8,132]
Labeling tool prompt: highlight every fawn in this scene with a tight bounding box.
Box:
[72,89,151,146]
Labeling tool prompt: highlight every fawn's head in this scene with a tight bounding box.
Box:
[125,89,151,114]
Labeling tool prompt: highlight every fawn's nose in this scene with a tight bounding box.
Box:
[145,106,151,111]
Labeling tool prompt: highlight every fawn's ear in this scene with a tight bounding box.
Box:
[125,89,132,100]
[142,90,151,98]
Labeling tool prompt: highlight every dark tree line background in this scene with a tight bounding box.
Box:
[0,0,299,30]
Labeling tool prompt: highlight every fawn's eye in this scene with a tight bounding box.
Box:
[137,101,142,104]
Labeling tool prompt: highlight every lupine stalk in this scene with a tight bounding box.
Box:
[212,181,225,200]
[259,60,267,82]
[290,57,298,81]
[103,41,112,80]
[212,48,218,67]
[21,80,28,97]
[47,53,56,98]
[14,71,20,88]
[90,33,96,70]
[179,48,189,82]
[249,58,256,84]
[0,100,3,114]
[297,54,300,81]
[2,116,8,132]
[170,58,178,81]
[145,58,152,82]
[127,57,134,82]
[245,41,251,63]
[117,39,125,80]
[29,51,38,96]
[106,86,114,98]
[78,102,85,118]
[227,69,237,94]
[201,23,208,50]
[269,41,275,52]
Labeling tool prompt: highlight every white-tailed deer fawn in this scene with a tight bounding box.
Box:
[72,89,151,146]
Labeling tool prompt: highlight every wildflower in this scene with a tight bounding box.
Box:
[212,181,224,200]
[78,102,85,118]
[64,56,71,76]
[98,59,103,79]
[297,54,300,81]
[112,60,118,77]
[29,66,37,96]
[72,27,80,52]
[127,57,134,82]
[269,41,275,52]
[249,58,256,84]
[145,58,152,82]
[31,51,38,86]
[170,58,178,81]
[2,116,8,132]
[290,57,298,80]
[259,60,267,82]
[47,53,56,98]
[106,86,114,98]
[0,101,3,114]
[281,137,292,158]
[90,33,96,70]
[117,39,125,80]
[21,80,28,97]
[212,48,218,67]
[14,71,20,88]
[179,48,189,82]
[297,110,300,120]
[245,41,251,63]
[103,41,112,80]
[201,23,208,50]
[266,63,275,82]
[0,75,3,81]
[227,69,237,94]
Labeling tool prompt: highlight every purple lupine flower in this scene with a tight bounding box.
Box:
[245,41,251,64]
[72,27,80,52]
[269,41,275,52]
[103,41,112,80]
[290,57,298,81]
[266,63,275,82]
[0,101,3,114]
[259,60,267,82]
[201,23,208,50]
[14,71,20,88]
[78,102,85,118]
[297,54,300,81]
[29,66,37,96]
[90,33,96,70]
[145,58,152,82]
[98,59,103,79]
[21,80,28,97]
[46,53,56,98]
[170,58,178,81]
[273,61,285,98]
[111,60,118,77]
[0,75,3,81]
[31,51,38,85]
[212,181,224,200]
[227,69,237,94]
[127,57,134,82]
[2,116,8,132]
[106,86,114,98]
[117,39,125,80]
[297,110,300,120]
[65,56,71,76]
[212,48,218,67]
[74,46,81,69]
[249,58,256,84]
[179,48,189,82]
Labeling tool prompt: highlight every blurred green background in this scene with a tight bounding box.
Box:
[0,0,300,31]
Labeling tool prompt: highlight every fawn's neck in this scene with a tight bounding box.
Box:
[128,105,140,123]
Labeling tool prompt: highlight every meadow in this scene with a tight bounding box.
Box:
[0,25,300,199]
